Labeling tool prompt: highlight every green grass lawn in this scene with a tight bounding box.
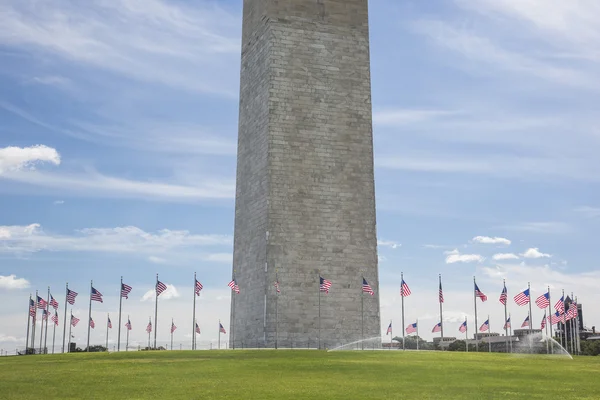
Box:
[1,350,598,399]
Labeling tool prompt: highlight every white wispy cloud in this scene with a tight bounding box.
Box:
[0,224,232,255]
[492,253,520,261]
[141,284,180,301]
[0,0,240,95]
[0,145,60,174]
[472,236,511,245]
[148,256,167,264]
[497,222,570,234]
[521,248,551,259]
[377,239,401,249]
[0,274,30,289]
[53,200,64,205]
[444,249,485,264]
[574,206,600,218]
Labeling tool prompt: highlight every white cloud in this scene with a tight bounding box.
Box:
[0,224,232,255]
[521,248,551,259]
[492,253,520,261]
[0,145,60,174]
[205,253,233,263]
[472,236,511,245]
[377,239,401,249]
[0,334,19,342]
[373,109,458,126]
[53,200,65,205]
[148,256,167,264]
[444,249,485,264]
[574,206,600,218]
[496,222,570,234]
[0,274,30,289]
[141,284,180,301]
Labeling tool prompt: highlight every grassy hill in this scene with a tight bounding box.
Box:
[1,350,598,399]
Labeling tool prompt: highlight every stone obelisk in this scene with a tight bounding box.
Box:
[231,0,380,349]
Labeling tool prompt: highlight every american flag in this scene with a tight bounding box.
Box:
[195,323,201,334]
[156,280,168,296]
[52,311,59,326]
[50,295,59,310]
[146,321,152,333]
[432,322,442,333]
[42,309,48,321]
[459,320,467,333]
[474,283,488,302]
[439,282,444,304]
[195,279,203,296]
[521,316,530,328]
[504,317,511,330]
[554,296,565,312]
[125,319,132,330]
[90,317,95,329]
[479,319,489,332]
[499,286,507,305]
[566,303,578,320]
[274,281,280,294]
[37,295,48,309]
[228,279,240,294]
[386,322,392,335]
[362,278,374,296]
[71,315,80,326]
[319,276,332,294]
[66,288,78,305]
[219,323,226,334]
[29,299,36,317]
[108,317,112,329]
[541,313,547,329]
[171,322,177,333]
[400,279,411,297]
[91,287,103,303]
[121,283,132,299]
[535,292,550,309]
[550,311,562,325]
[406,323,417,334]
[514,289,530,306]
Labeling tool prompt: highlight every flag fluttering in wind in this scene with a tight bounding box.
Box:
[432,322,442,333]
[541,313,547,329]
[550,311,562,325]
[219,323,226,334]
[125,319,132,331]
[504,317,511,330]
[319,277,331,294]
[91,287,103,303]
[66,289,78,305]
[121,283,132,299]
[499,286,507,305]
[386,322,392,335]
[42,309,48,321]
[438,281,444,304]
[108,317,112,329]
[146,321,152,333]
[406,323,417,334]
[29,299,36,317]
[514,289,530,306]
[71,315,80,326]
[459,320,467,333]
[195,280,203,295]
[171,322,177,333]
[228,279,240,294]
[362,278,374,296]
[479,319,489,332]
[156,281,167,296]
[50,295,59,310]
[535,292,550,309]
[400,280,411,297]
[195,323,201,334]
[90,317,95,329]
[37,295,47,309]
[474,283,487,302]
[52,311,59,326]
[566,302,578,320]
[554,296,565,312]
[521,316,530,328]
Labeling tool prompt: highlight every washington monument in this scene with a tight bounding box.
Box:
[230,0,380,349]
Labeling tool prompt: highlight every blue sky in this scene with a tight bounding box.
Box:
[1,0,599,350]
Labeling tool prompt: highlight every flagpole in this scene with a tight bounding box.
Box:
[570,292,575,354]
[488,316,491,353]
[218,319,221,350]
[192,272,196,351]
[318,271,321,350]
[154,274,158,349]
[106,314,110,350]
[126,316,130,351]
[87,280,93,352]
[401,272,405,351]
[544,311,549,354]
[416,319,420,351]
[547,287,553,354]
[575,296,581,355]
[68,309,73,353]
[503,279,508,353]
[561,289,566,351]
[389,320,392,349]
[148,317,151,349]
[361,276,364,350]
[509,312,513,352]
[62,282,68,353]
[439,274,444,344]
[473,277,478,352]
[39,300,44,353]
[52,311,57,354]
[32,290,37,352]
[44,286,50,354]
[26,294,31,354]
[465,316,468,353]
[117,276,123,352]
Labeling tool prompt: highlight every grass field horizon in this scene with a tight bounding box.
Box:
[1,350,599,399]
